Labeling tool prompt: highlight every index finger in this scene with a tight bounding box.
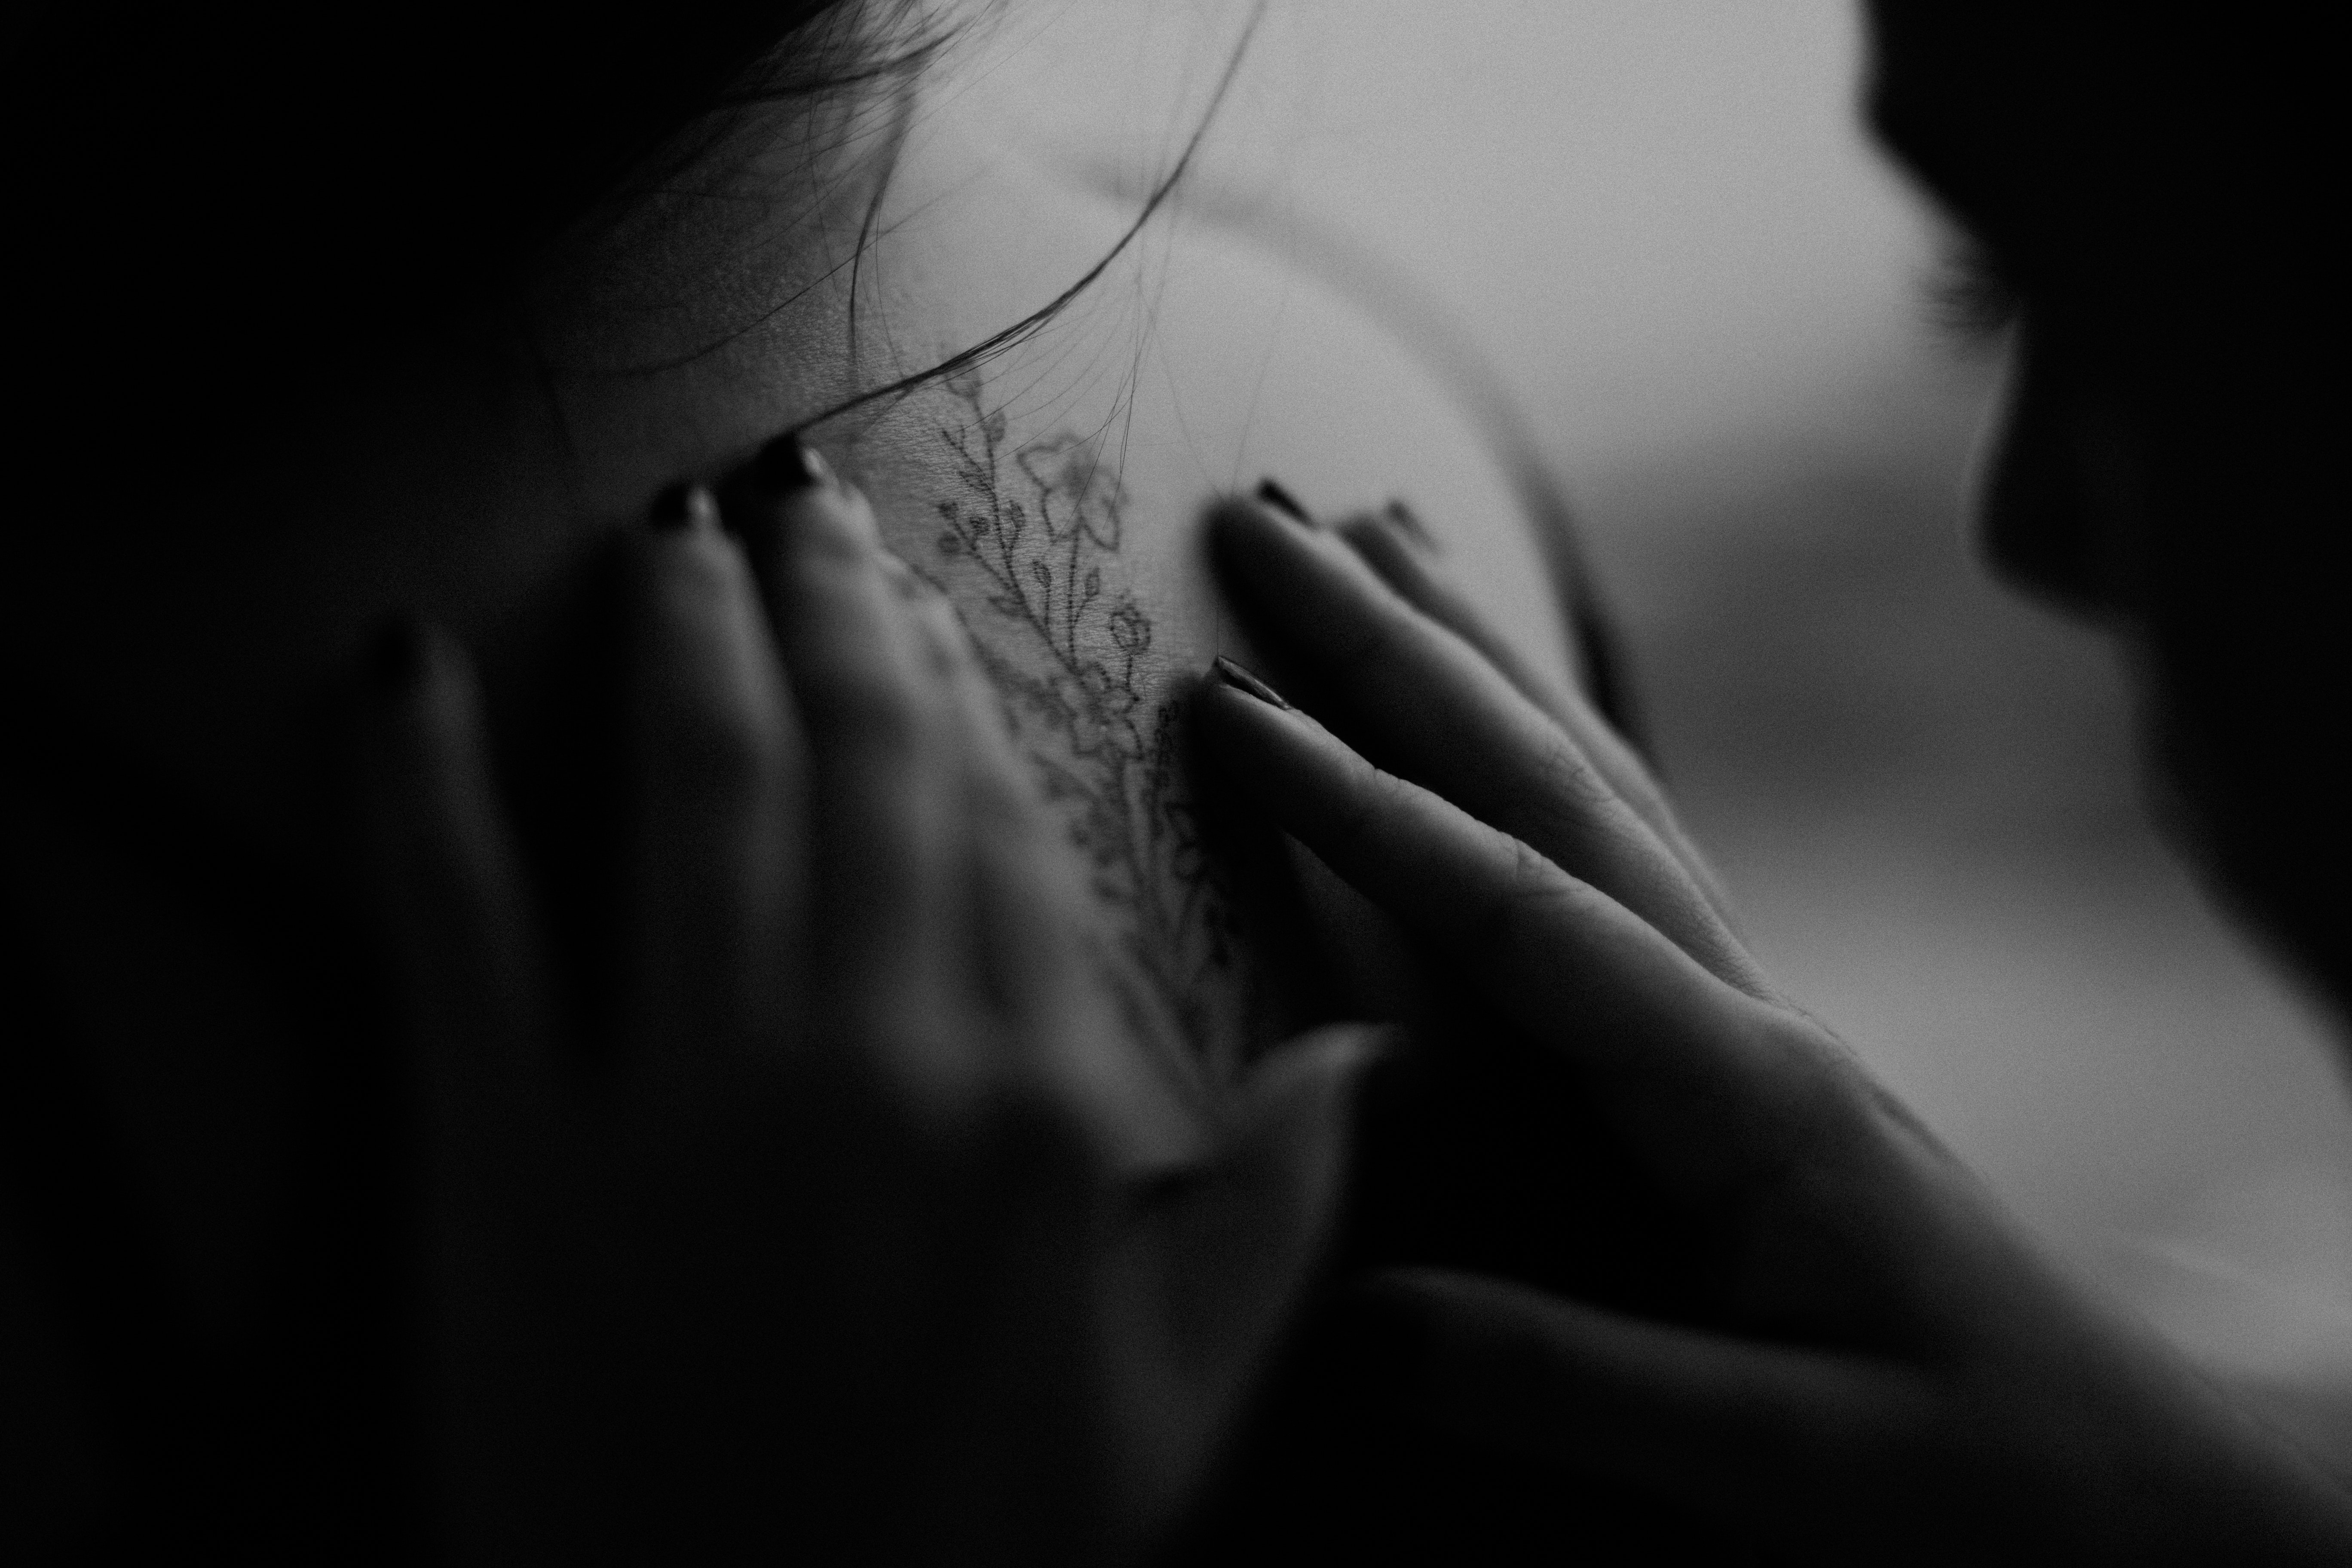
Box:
[1329,504,1737,930]
[1212,498,1767,1001]
[1195,671,1860,1206]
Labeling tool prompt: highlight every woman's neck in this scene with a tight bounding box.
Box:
[9,108,902,861]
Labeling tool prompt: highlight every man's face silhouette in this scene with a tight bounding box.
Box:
[1864,3,2347,1008]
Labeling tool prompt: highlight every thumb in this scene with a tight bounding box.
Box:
[1346,1267,1902,1522]
[1104,1024,1384,1538]
[1150,1025,1388,1382]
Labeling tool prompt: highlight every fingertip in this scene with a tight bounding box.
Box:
[1384,499,1439,552]
[816,476,884,546]
[1213,489,1413,661]
[1190,663,1312,775]
[749,429,877,549]
[727,432,879,597]
[1204,491,1268,555]
[626,489,751,588]
[755,427,832,493]
[1210,652,1291,710]
[619,505,776,701]
[1332,506,1415,554]
[1255,476,1313,523]
[1333,510,1421,590]
[649,481,721,535]
[1192,665,1395,850]
[1207,486,1306,560]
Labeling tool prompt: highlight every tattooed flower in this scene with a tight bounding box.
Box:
[926,374,1240,1068]
[1016,433,1124,550]
[1107,599,1151,659]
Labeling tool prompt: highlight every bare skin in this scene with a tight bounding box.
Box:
[353,458,1369,1561]
[0,12,1583,1546]
[1182,10,2352,1558]
[1196,493,2352,1563]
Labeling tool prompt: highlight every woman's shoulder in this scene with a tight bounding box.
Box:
[860,132,1580,703]
[838,110,1585,1077]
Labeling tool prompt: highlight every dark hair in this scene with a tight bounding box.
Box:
[10,5,883,331]
[7,0,956,494]
[9,1,1259,491]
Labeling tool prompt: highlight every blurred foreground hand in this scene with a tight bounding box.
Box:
[350,444,1369,1564]
[1196,488,2352,1565]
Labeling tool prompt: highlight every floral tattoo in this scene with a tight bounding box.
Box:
[926,370,1249,1077]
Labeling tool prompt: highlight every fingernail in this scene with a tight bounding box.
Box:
[1385,500,1438,551]
[758,429,831,491]
[1212,653,1291,710]
[650,482,719,533]
[362,614,429,699]
[1256,478,1311,523]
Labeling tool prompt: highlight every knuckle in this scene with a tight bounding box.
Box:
[1326,752,1407,853]
[1463,834,1580,958]
[1526,729,1615,813]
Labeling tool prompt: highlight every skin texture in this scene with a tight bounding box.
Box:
[23,5,2327,1557]
[0,10,1581,1550]
[1194,494,2352,1562]
[818,112,1586,1077]
[351,460,1370,1562]
[1184,10,2352,1554]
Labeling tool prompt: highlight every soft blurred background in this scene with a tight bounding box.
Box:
[983,0,2352,1446]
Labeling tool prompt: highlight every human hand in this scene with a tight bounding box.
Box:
[1194,491,2352,1563]
[348,447,1371,1564]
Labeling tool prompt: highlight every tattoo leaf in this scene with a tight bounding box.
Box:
[925,378,1244,1072]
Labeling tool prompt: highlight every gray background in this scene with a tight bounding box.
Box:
[1018,0,2352,1429]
